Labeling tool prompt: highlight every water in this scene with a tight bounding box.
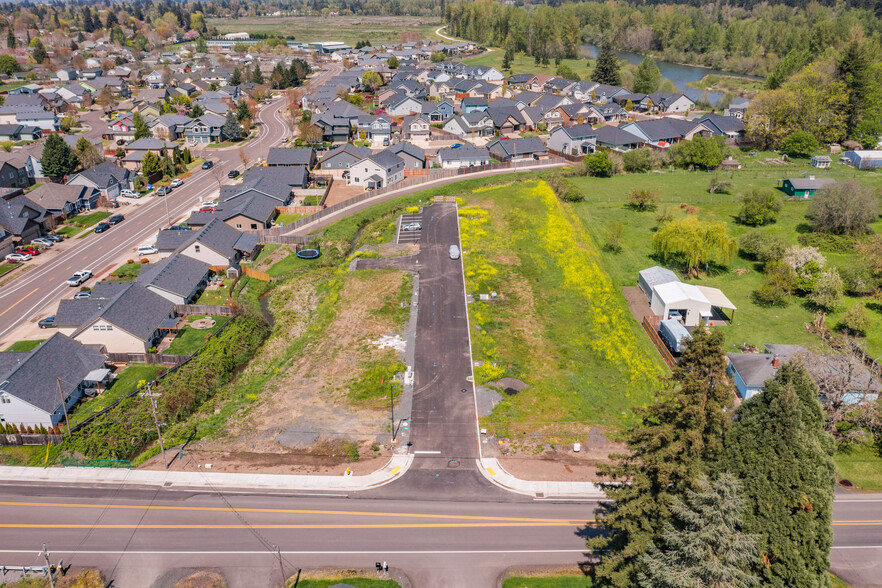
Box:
[582,44,763,106]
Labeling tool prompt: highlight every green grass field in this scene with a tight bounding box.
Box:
[0,262,19,277]
[165,315,232,356]
[462,51,597,82]
[3,340,44,352]
[834,439,882,491]
[67,364,165,427]
[502,576,593,588]
[108,261,145,280]
[56,225,85,238]
[276,212,307,225]
[195,288,230,305]
[68,211,110,227]
[208,14,442,46]
[288,579,400,588]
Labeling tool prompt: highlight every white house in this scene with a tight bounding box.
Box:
[348,150,405,190]
[384,95,424,117]
[437,146,491,169]
[546,124,598,156]
[648,281,736,327]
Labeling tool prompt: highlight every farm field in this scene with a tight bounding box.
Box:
[207,15,442,46]
[462,51,598,83]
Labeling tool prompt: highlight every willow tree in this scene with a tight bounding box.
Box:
[652,215,737,276]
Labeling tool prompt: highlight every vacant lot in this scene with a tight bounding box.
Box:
[208,15,442,46]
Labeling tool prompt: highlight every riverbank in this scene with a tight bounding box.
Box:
[687,73,765,99]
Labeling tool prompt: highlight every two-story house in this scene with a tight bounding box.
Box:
[348,150,405,190]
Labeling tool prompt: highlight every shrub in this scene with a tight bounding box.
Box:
[127,259,134,264]
[604,221,625,253]
[655,206,675,225]
[783,245,826,293]
[752,260,795,307]
[708,174,734,194]
[739,231,789,264]
[807,269,843,311]
[622,148,652,173]
[585,150,614,177]
[839,265,877,295]
[808,180,879,235]
[780,130,819,158]
[627,188,659,211]
[346,442,360,462]
[140,258,149,264]
[738,189,781,226]
[841,304,871,335]
[670,135,725,170]
[797,232,860,253]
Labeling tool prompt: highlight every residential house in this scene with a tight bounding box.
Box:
[724,101,749,118]
[443,112,494,138]
[315,144,373,178]
[0,152,33,188]
[387,142,426,169]
[486,137,548,162]
[176,218,259,267]
[778,177,836,198]
[107,113,137,142]
[526,75,556,93]
[595,125,642,152]
[135,254,212,304]
[384,93,424,117]
[121,138,179,171]
[639,265,736,327]
[149,114,193,141]
[618,119,698,149]
[348,150,405,190]
[55,84,91,107]
[589,84,630,104]
[183,114,227,144]
[401,115,431,140]
[0,195,49,242]
[356,114,392,144]
[421,100,455,122]
[66,162,135,199]
[547,124,598,156]
[461,97,488,114]
[648,92,695,114]
[437,146,491,169]
[0,124,40,142]
[266,147,317,169]
[0,334,107,429]
[486,107,526,134]
[692,114,745,139]
[83,76,130,97]
[56,283,175,353]
[25,184,100,216]
[13,110,58,133]
[313,114,353,143]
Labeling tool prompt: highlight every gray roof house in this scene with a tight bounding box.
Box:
[174,218,260,267]
[0,333,107,429]
[183,113,227,144]
[316,144,373,176]
[437,146,491,169]
[24,184,100,216]
[486,137,548,161]
[266,147,317,169]
[136,253,213,305]
[547,124,598,156]
[66,162,134,199]
[0,195,49,243]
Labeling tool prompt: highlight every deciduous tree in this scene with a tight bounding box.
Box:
[808,180,879,235]
[738,189,781,226]
[653,215,737,275]
[633,56,661,94]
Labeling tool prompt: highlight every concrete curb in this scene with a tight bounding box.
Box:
[476,457,605,499]
[0,453,413,493]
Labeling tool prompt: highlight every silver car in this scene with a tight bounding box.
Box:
[402,222,422,231]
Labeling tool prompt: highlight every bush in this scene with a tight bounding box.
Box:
[839,265,877,295]
[739,231,789,264]
[140,257,149,263]
[670,135,725,170]
[604,221,625,252]
[783,245,826,293]
[346,442,360,462]
[655,206,675,225]
[627,188,659,210]
[546,171,584,202]
[585,150,614,177]
[738,189,782,226]
[797,232,861,253]
[842,304,871,335]
[751,260,795,307]
[622,148,652,173]
[780,130,819,158]
[808,180,879,236]
[807,269,843,311]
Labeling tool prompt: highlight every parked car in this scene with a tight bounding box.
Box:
[44,234,63,242]
[66,270,92,286]
[170,179,183,188]
[202,160,214,170]
[137,245,158,256]
[5,253,31,262]
[15,246,40,256]
[401,222,422,231]
[227,169,240,178]
[199,205,216,212]
[168,225,190,231]
[107,214,125,225]
[38,316,56,329]
[31,238,54,247]
[74,290,92,299]
[119,189,139,198]
[201,201,217,208]
[449,244,461,260]
[94,222,110,233]
[451,143,464,149]
[156,186,170,196]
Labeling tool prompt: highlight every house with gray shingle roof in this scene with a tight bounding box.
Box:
[437,146,490,169]
[0,333,107,429]
[486,137,548,162]
[24,184,100,216]
[66,162,134,199]
[176,218,259,267]
[136,254,212,304]
[0,195,49,242]
[348,149,405,190]
[266,147,316,169]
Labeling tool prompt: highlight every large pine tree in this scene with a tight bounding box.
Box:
[838,39,871,137]
[638,473,760,588]
[41,133,79,182]
[590,327,734,587]
[633,57,661,95]
[592,43,621,86]
[221,110,242,141]
[717,361,835,588]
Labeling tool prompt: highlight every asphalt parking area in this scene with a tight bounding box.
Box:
[397,212,423,244]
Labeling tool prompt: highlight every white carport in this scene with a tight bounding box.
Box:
[696,285,737,323]
[649,282,712,327]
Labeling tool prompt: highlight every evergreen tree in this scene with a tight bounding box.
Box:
[638,474,760,588]
[82,7,95,33]
[221,110,241,141]
[132,112,150,140]
[838,40,871,137]
[252,64,264,85]
[236,100,250,122]
[633,57,661,94]
[195,36,208,54]
[590,328,734,587]
[189,103,204,118]
[717,362,835,588]
[592,43,621,86]
[31,39,47,64]
[388,55,399,69]
[105,9,118,28]
[140,151,161,176]
[502,46,513,73]
[230,66,242,86]
[40,133,79,182]
[6,26,15,49]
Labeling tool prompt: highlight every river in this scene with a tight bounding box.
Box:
[582,44,763,106]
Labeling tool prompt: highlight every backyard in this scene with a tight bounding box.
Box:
[165,314,232,356]
[3,340,44,352]
[66,364,165,427]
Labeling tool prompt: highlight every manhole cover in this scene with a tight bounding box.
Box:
[461,388,468,394]
[447,459,460,468]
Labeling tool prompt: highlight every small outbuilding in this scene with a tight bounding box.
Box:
[778,177,836,199]
[638,266,679,302]
[810,155,831,168]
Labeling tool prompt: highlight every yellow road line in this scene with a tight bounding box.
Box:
[0,522,576,530]
[0,288,39,318]
[832,521,882,526]
[0,502,578,524]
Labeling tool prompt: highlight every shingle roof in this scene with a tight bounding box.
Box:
[487,137,547,157]
[266,147,315,166]
[388,142,425,162]
[92,283,174,341]
[438,146,490,162]
[136,253,212,299]
[595,125,642,147]
[727,352,778,388]
[0,333,106,413]
[367,150,404,169]
[0,195,48,235]
[71,162,131,189]
[785,178,836,190]
[24,184,95,211]
[156,229,194,251]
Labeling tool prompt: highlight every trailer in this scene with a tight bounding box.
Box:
[659,319,691,354]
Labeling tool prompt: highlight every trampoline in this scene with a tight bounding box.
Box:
[296,248,321,259]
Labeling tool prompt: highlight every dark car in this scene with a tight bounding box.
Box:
[44,234,64,242]
[38,316,56,329]
[94,222,110,233]
[108,214,124,225]
[156,186,170,196]
[227,169,240,178]
[202,160,214,170]
[168,225,190,231]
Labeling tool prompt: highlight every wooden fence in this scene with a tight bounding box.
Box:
[173,304,235,316]
[256,233,314,245]
[642,315,676,371]
[318,176,334,206]
[547,148,588,163]
[106,352,191,366]
[276,205,323,214]
[242,265,271,281]
[0,434,64,446]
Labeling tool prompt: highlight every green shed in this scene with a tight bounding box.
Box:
[778,177,836,199]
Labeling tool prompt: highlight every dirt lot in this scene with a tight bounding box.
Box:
[622,285,652,322]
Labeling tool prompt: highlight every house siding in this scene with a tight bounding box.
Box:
[74,319,149,353]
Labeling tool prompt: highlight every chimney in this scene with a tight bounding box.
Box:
[772,356,780,368]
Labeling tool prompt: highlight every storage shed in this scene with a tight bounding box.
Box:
[841,150,882,169]
[649,282,736,327]
[810,155,831,168]
[778,177,836,198]
[638,266,679,302]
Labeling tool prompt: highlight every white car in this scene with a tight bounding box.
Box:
[6,253,31,262]
[137,245,158,256]
[31,238,53,247]
[201,201,217,208]
[170,179,183,188]
[66,269,93,287]
[119,189,139,198]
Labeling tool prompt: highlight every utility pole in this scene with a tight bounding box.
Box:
[140,383,166,467]
[41,543,55,588]
[56,377,71,438]
[389,383,394,442]
[275,545,286,587]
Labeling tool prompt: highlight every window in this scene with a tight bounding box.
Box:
[250,223,257,229]
[1,395,10,404]
[194,245,201,253]
[235,223,242,229]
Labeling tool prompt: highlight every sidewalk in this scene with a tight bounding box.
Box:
[477,457,605,499]
[0,453,412,493]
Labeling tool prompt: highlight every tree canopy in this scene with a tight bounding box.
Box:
[40,133,79,182]
[653,215,737,274]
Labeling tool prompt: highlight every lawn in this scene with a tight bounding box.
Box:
[0,81,28,92]
[68,211,110,227]
[0,262,18,278]
[567,161,882,359]
[67,364,165,427]
[463,51,597,82]
[165,315,232,356]
[56,225,85,238]
[289,579,400,588]
[502,576,592,588]
[208,14,442,46]
[109,261,146,280]
[3,339,44,352]
[833,439,882,491]
[195,287,230,305]
[276,212,307,225]
[460,180,665,439]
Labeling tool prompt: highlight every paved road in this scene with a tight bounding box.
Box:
[0,98,290,346]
